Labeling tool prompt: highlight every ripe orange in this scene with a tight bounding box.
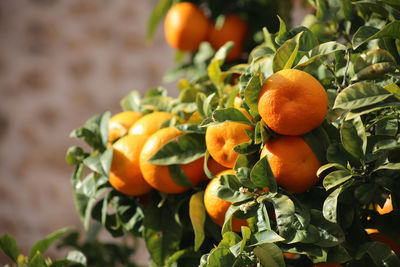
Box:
[208,14,248,61]
[376,195,393,215]
[205,121,253,168]
[257,69,328,135]
[207,157,229,176]
[312,263,342,267]
[369,232,400,254]
[261,136,321,194]
[204,170,248,232]
[128,111,174,137]
[108,111,142,142]
[109,135,152,196]
[164,2,209,52]
[140,127,205,194]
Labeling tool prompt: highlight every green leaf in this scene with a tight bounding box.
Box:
[373,139,400,153]
[253,229,285,246]
[352,21,400,49]
[295,41,347,69]
[146,0,172,42]
[354,183,379,205]
[311,209,345,247]
[99,111,110,148]
[253,243,285,267]
[189,192,206,251]
[66,250,87,266]
[323,185,349,223]
[250,157,277,192]
[120,90,141,112]
[213,108,251,124]
[206,248,235,266]
[273,31,303,72]
[100,147,113,176]
[333,82,392,110]
[0,234,19,262]
[385,83,400,100]
[374,162,400,171]
[317,163,347,177]
[221,203,243,234]
[214,41,234,63]
[168,164,193,188]
[83,155,107,177]
[352,49,397,81]
[376,118,398,136]
[357,241,400,266]
[143,199,182,266]
[240,227,251,253]
[276,26,318,52]
[243,71,263,118]
[148,133,206,165]
[208,59,222,84]
[323,170,353,191]
[271,193,315,243]
[65,146,86,165]
[28,227,70,260]
[218,174,253,202]
[29,252,46,267]
[340,116,367,159]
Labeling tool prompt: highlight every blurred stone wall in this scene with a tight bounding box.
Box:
[0,0,175,264]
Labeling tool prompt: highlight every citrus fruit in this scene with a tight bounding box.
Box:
[140,127,205,194]
[128,111,174,137]
[369,232,400,254]
[312,263,342,267]
[207,157,229,176]
[257,69,328,135]
[208,14,248,61]
[108,111,142,142]
[261,135,321,194]
[109,135,152,196]
[206,121,253,168]
[204,170,248,232]
[164,2,209,52]
[377,195,393,215]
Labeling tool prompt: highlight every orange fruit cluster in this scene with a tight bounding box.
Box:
[164,2,248,61]
[108,111,206,196]
[257,69,328,194]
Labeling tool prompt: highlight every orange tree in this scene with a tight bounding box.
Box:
[62,0,400,266]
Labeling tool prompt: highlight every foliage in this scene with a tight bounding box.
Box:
[0,228,86,267]
[67,0,400,266]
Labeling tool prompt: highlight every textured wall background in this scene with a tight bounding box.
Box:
[0,0,175,264]
[0,0,310,265]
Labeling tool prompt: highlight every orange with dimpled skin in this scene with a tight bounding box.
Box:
[257,69,328,136]
[261,135,321,194]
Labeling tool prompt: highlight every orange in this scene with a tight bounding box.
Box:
[377,195,393,215]
[369,232,400,254]
[109,135,152,196]
[283,253,300,260]
[208,14,248,61]
[204,170,248,232]
[140,127,205,194]
[312,263,342,267]
[261,136,321,194]
[206,121,253,168]
[257,69,328,135]
[207,157,229,176]
[108,111,142,142]
[164,2,209,52]
[128,111,174,137]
